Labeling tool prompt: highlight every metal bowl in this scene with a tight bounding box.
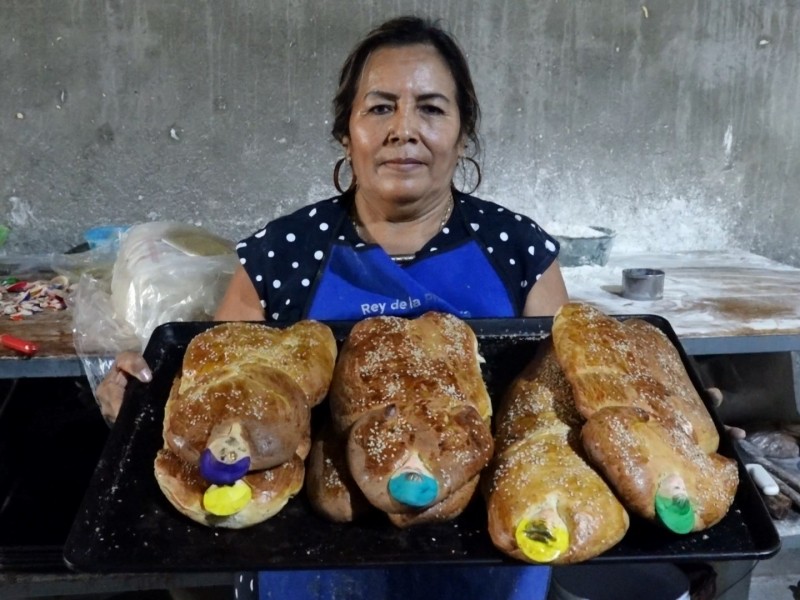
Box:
[553,226,616,267]
[622,268,665,300]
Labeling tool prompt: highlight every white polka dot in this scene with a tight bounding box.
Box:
[250,579,254,592]
[286,233,296,242]
[319,222,329,231]
[301,278,310,287]
[255,229,266,239]
[235,588,239,599]
[479,209,484,214]
[470,223,479,231]
[271,312,278,320]
[528,246,535,255]
[272,280,281,289]
[309,208,317,217]
[292,261,299,269]
[497,207,505,212]
[260,300,266,308]
[314,250,323,260]
[536,273,542,281]
[500,232,509,242]
[267,250,275,258]
[239,257,246,265]
[515,214,522,221]
[509,258,516,265]
[285,298,291,305]
[338,235,345,240]
[430,247,437,252]
[239,575,244,583]
[255,274,263,282]
[356,242,365,248]
[545,240,557,252]
[442,227,450,234]
[488,247,494,253]
[521,280,527,287]
[236,242,246,249]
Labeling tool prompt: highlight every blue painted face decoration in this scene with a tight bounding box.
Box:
[199,448,251,485]
[388,471,439,508]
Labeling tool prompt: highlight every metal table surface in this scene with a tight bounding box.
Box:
[563,250,800,356]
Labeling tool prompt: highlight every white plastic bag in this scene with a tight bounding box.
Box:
[72,221,238,394]
[109,222,237,348]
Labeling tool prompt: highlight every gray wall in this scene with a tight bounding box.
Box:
[2,1,799,266]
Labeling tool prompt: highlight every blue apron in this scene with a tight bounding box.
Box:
[306,238,516,320]
[255,565,550,599]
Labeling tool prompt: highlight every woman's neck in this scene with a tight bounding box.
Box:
[352,190,454,257]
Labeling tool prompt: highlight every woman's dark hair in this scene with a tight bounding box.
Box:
[332,16,482,157]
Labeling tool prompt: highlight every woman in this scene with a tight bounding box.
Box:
[98,15,567,422]
[97,15,567,600]
[97,17,567,420]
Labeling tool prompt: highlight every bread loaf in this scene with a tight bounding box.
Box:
[307,312,493,527]
[154,320,337,528]
[305,422,371,523]
[581,405,737,531]
[551,302,737,533]
[485,339,629,564]
[163,321,337,469]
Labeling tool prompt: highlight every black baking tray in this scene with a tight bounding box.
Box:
[63,316,780,573]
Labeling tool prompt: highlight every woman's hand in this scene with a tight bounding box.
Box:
[706,386,746,440]
[95,351,153,424]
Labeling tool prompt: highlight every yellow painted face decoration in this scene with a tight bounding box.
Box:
[344,44,465,206]
[515,516,570,563]
[203,480,252,517]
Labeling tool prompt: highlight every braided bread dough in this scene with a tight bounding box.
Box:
[551,303,737,533]
[307,312,493,527]
[154,320,337,528]
[485,339,629,563]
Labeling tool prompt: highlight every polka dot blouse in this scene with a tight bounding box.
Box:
[236,191,560,322]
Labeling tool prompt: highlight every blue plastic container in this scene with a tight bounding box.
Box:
[84,225,130,249]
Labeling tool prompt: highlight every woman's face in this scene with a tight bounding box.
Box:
[344,44,464,206]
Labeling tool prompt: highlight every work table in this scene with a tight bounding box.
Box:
[562,250,800,355]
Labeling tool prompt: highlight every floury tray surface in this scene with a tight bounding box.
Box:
[63,317,780,572]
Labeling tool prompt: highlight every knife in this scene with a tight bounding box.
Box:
[0,334,39,356]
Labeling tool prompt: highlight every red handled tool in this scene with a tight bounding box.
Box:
[0,334,39,356]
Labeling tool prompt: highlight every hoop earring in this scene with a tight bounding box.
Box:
[453,156,482,194]
[333,157,356,194]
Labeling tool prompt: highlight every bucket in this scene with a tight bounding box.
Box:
[550,563,690,600]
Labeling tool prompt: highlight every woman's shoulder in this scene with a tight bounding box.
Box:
[240,195,347,245]
[457,192,553,238]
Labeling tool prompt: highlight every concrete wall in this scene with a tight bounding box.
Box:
[2,0,799,265]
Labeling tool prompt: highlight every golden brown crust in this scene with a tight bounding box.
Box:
[581,406,738,530]
[163,321,337,470]
[329,312,492,433]
[552,303,709,448]
[623,319,719,452]
[485,340,629,564]
[306,423,371,523]
[154,449,305,528]
[326,312,493,524]
[551,302,737,532]
[347,399,493,514]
